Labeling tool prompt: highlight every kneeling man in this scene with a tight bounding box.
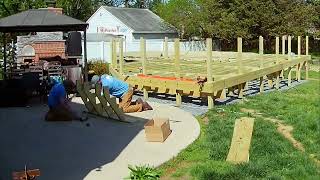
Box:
[46,80,80,121]
[91,75,152,113]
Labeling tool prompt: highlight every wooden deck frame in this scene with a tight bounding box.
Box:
[76,81,127,122]
[110,36,310,109]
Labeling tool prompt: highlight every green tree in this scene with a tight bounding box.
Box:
[56,0,93,21]
[0,0,46,17]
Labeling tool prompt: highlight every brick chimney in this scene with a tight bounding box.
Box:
[40,7,63,14]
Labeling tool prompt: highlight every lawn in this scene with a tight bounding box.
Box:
[159,71,320,179]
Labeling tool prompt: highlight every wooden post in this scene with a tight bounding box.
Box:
[112,39,117,69]
[276,37,279,64]
[237,37,243,73]
[174,38,181,78]
[174,38,181,106]
[296,36,301,81]
[238,83,245,98]
[140,37,148,100]
[306,36,309,56]
[288,35,292,60]
[288,67,292,86]
[282,36,286,55]
[275,72,280,89]
[259,36,263,68]
[280,36,285,78]
[119,38,124,75]
[164,37,168,59]
[206,38,214,108]
[259,77,264,93]
[306,36,309,80]
[267,75,273,88]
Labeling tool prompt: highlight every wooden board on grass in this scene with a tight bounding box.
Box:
[227,117,255,163]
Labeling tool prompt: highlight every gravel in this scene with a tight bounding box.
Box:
[134,78,307,116]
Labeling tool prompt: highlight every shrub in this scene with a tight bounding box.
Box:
[88,59,109,76]
[126,165,160,180]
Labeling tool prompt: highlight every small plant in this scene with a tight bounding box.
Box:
[126,165,160,180]
[88,59,109,76]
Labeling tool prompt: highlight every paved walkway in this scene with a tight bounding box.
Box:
[0,98,200,180]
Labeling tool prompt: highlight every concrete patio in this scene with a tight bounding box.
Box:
[0,98,200,180]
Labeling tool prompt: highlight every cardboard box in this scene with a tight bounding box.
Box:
[144,118,171,142]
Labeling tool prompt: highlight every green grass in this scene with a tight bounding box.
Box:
[159,71,320,179]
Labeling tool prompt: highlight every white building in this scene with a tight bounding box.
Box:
[85,6,179,62]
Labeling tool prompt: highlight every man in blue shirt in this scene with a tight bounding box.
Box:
[46,80,80,121]
[91,75,152,113]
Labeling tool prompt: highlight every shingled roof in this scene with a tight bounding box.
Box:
[103,6,177,34]
[0,9,88,32]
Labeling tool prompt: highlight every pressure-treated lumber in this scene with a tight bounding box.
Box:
[227,117,255,163]
[140,37,148,100]
[76,81,127,122]
[119,38,124,75]
[259,36,264,68]
[164,37,168,58]
[282,36,286,55]
[113,36,309,110]
[276,37,279,64]
[237,37,243,73]
[288,35,292,60]
[207,38,214,108]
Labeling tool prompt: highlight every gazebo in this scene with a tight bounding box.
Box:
[0,8,89,81]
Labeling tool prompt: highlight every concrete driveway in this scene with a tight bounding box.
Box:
[0,98,200,180]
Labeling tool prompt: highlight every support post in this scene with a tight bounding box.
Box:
[140,37,148,100]
[288,67,292,86]
[306,36,309,80]
[259,77,264,93]
[83,30,88,81]
[174,38,181,78]
[288,35,292,60]
[259,36,264,68]
[282,36,286,55]
[275,71,280,89]
[174,38,181,106]
[206,38,214,108]
[276,37,279,64]
[238,83,245,98]
[119,38,124,75]
[296,36,301,81]
[237,37,243,73]
[111,39,117,69]
[164,37,168,59]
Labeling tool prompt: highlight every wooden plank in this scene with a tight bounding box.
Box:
[282,36,286,55]
[226,117,255,163]
[267,74,273,88]
[288,35,292,60]
[275,71,280,89]
[288,67,292,86]
[259,77,264,93]
[259,36,264,68]
[276,37,279,64]
[119,38,124,75]
[237,37,243,73]
[164,37,168,58]
[207,95,215,109]
[83,82,104,115]
[174,38,181,78]
[103,87,126,122]
[76,81,97,114]
[207,38,213,82]
[306,36,309,56]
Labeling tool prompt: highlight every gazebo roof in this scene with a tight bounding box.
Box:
[0,9,88,32]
